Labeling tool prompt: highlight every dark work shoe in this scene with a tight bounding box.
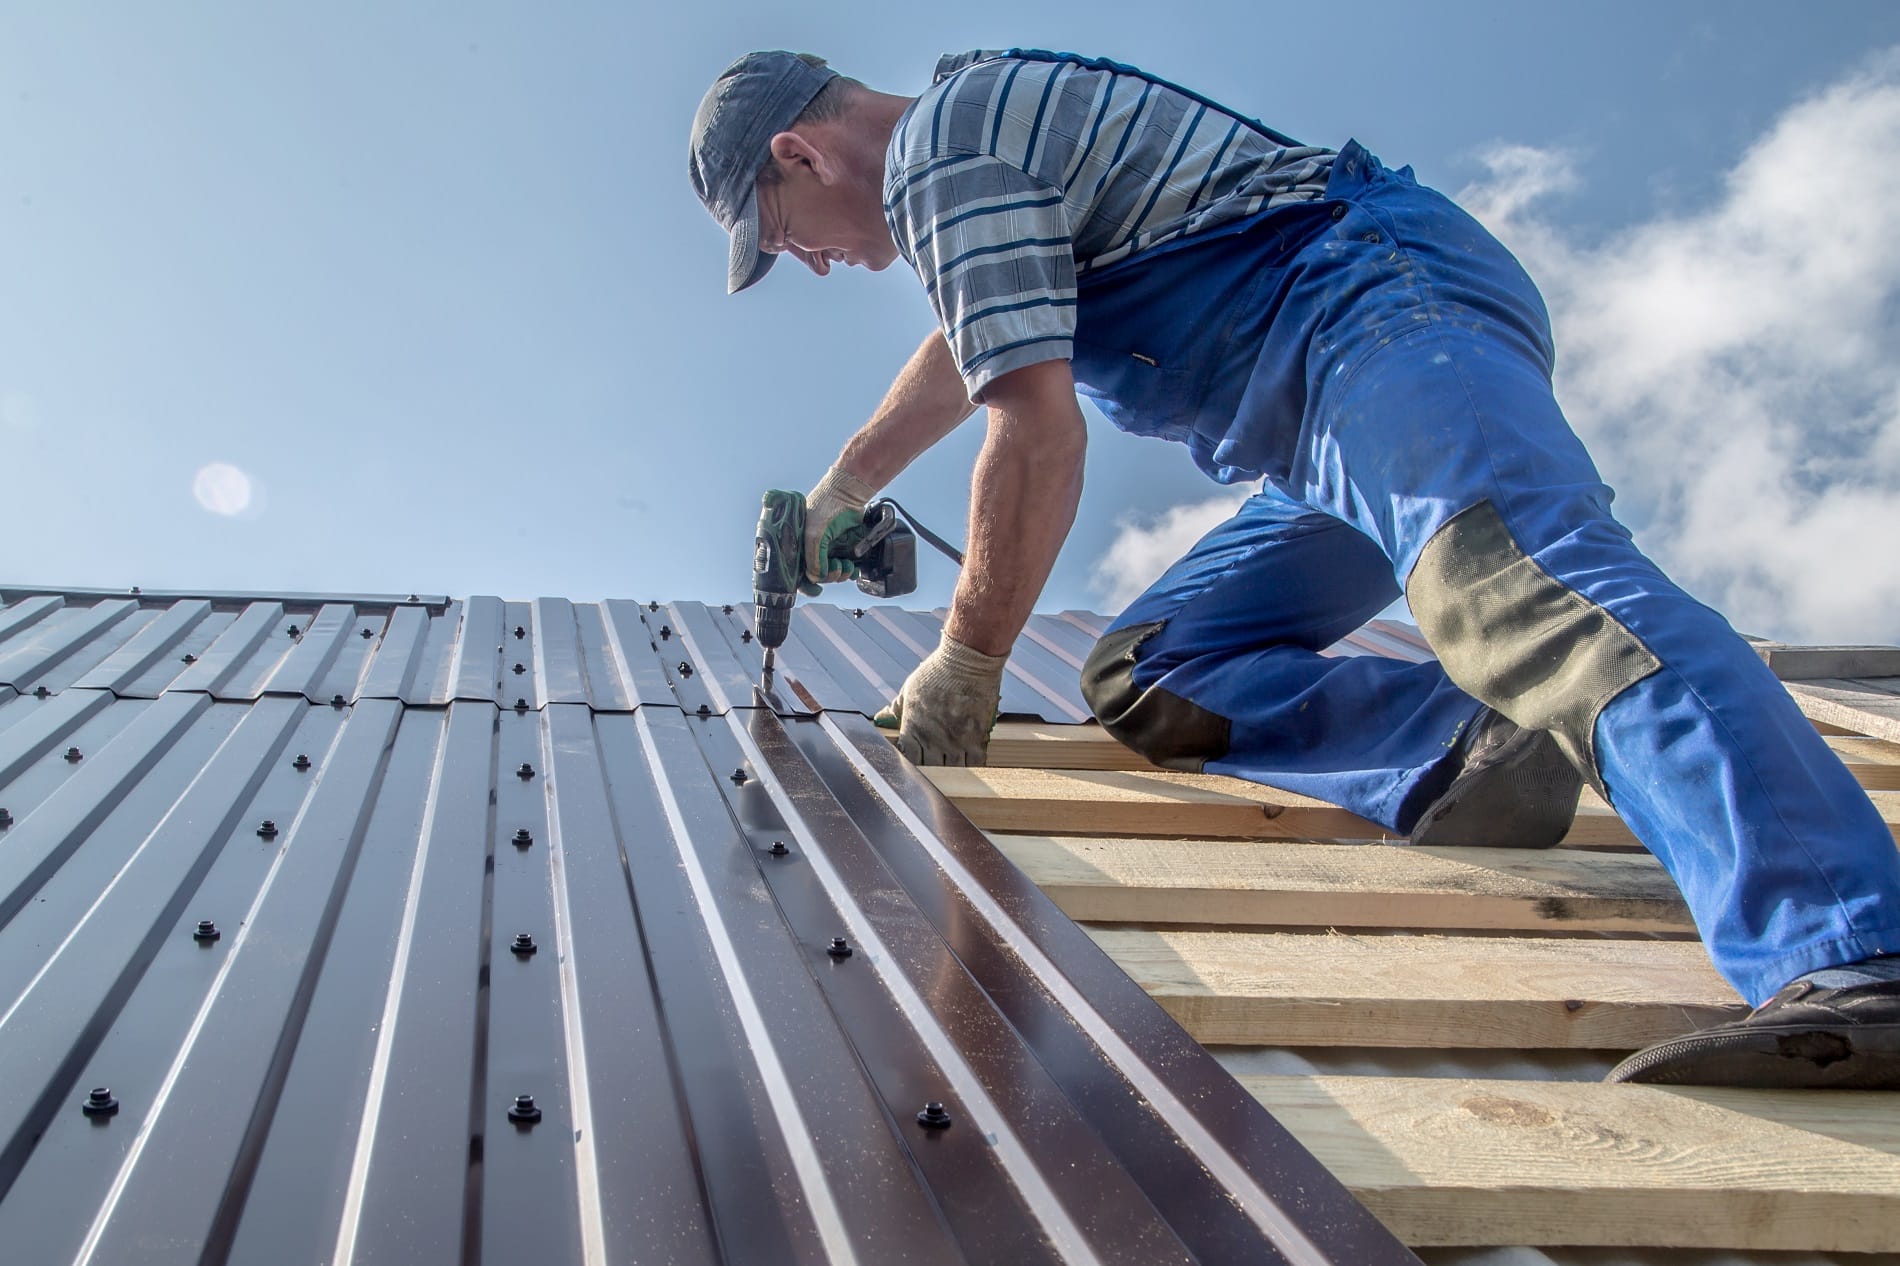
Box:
[1606,976,1900,1089]
[1408,709,1583,848]
[1603,969,1900,1087]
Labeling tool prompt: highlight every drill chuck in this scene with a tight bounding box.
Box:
[755,591,794,652]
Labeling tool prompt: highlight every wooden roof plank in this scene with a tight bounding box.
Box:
[1093,928,1744,1049]
[991,836,1695,933]
[977,721,1900,790]
[1787,677,1900,743]
[1754,643,1900,681]
[929,764,1896,849]
[1235,1074,1900,1252]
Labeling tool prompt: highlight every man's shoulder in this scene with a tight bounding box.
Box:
[888,50,1029,181]
[930,49,1010,86]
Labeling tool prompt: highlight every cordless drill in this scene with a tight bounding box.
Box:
[752,490,919,682]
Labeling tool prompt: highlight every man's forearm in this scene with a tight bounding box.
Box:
[944,360,1087,658]
[835,331,978,489]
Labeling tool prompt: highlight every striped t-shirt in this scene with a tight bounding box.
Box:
[884,51,1335,399]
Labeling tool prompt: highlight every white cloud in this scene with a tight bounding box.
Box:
[192,462,257,517]
[1460,51,1900,643]
[1090,51,1900,642]
[1089,489,1253,611]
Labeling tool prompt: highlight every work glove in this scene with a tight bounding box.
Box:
[800,466,876,595]
[875,634,1008,766]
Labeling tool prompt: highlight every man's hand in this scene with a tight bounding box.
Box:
[875,635,1008,765]
[801,466,875,593]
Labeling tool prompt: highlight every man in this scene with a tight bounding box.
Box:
[689,49,1900,1088]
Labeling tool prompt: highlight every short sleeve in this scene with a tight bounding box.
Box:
[886,154,1075,401]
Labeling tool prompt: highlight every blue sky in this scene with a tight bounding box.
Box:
[4,4,1897,635]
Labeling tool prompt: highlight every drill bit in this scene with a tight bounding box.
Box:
[761,647,775,687]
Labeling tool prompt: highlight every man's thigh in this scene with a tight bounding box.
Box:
[1106,488,1399,674]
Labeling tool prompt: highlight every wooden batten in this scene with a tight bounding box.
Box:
[953,653,1900,1257]
[1094,928,1743,1047]
[1787,677,1900,744]
[992,835,1694,932]
[1235,1075,1900,1252]
[931,761,1898,847]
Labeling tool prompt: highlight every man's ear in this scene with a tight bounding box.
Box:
[768,130,835,184]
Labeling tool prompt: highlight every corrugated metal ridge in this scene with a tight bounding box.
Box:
[0,585,1424,1263]
[0,590,1426,722]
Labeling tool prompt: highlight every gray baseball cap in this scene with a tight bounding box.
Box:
[689,51,839,293]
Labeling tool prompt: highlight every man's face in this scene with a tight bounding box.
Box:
[756,154,900,278]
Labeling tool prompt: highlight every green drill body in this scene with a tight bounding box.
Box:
[752,489,926,683]
[752,490,806,677]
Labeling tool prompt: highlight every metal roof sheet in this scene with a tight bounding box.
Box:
[0,590,1425,720]
[0,588,1421,1265]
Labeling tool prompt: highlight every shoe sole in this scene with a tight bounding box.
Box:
[1409,724,1583,849]
[1607,1021,1900,1089]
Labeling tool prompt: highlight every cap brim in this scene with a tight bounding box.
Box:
[726,186,775,294]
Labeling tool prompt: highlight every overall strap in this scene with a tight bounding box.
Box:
[998,48,1308,151]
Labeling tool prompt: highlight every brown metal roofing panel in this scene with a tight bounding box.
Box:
[0,594,65,644]
[0,588,1427,720]
[69,598,214,694]
[0,650,1418,1263]
[165,600,291,697]
[0,597,143,694]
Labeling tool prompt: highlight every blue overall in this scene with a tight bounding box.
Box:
[1040,59,1900,1003]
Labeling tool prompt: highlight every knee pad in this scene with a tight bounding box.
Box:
[1081,622,1231,772]
[1405,500,1660,790]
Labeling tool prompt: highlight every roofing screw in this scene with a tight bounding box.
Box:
[513,827,533,848]
[512,663,525,675]
[516,762,535,780]
[696,703,710,717]
[853,608,865,618]
[507,1094,542,1124]
[182,653,198,664]
[193,919,221,943]
[677,661,694,678]
[292,754,311,771]
[730,768,747,786]
[82,1088,119,1118]
[740,629,753,643]
[34,686,50,699]
[659,625,671,640]
[129,586,141,595]
[64,746,82,763]
[768,840,788,857]
[407,594,419,602]
[287,624,300,638]
[827,936,853,959]
[513,625,525,639]
[511,933,538,957]
[722,604,733,614]
[0,809,11,830]
[257,819,278,839]
[647,601,658,612]
[331,694,347,708]
[514,698,529,713]
[360,627,374,639]
[916,1102,952,1130]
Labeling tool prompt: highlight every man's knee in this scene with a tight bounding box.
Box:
[1405,499,1660,785]
[1081,623,1231,772]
